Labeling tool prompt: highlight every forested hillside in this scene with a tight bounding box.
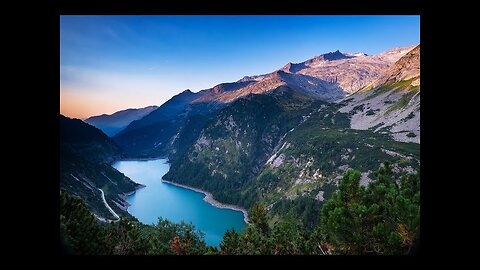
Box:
[61,163,419,255]
[60,115,142,220]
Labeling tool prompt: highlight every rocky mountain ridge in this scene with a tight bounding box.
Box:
[113,45,418,157]
[192,46,415,104]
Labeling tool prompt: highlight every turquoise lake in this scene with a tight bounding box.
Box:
[112,159,247,247]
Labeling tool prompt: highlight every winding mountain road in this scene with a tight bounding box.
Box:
[98,188,120,222]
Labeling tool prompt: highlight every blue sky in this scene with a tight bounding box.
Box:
[60,15,420,119]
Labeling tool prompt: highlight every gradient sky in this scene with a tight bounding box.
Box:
[60,15,420,119]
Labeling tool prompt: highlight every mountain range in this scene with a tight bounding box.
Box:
[162,45,420,227]
[85,105,158,137]
[61,44,420,228]
[112,45,417,158]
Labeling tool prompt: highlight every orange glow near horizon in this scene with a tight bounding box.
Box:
[60,89,156,120]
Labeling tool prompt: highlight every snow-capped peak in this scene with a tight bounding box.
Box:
[346,52,368,57]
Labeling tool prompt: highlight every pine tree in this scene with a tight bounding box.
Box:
[318,163,420,255]
[250,203,269,235]
[271,211,306,254]
[60,189,109,254]
[220,228,241,254]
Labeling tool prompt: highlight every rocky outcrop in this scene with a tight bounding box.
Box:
[338,45,420,143]
[372,45,420,88]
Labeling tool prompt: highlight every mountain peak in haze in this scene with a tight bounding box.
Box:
[85,105,159,137]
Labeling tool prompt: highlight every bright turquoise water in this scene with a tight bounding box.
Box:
[112,159,247,247]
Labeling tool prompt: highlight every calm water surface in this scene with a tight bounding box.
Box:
[112,159,246,247]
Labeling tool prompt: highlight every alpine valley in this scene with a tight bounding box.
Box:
[60,44,420,255]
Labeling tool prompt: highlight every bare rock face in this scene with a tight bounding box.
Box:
[294,45,415,93]
[192,45,416,105]
[338,45,420,144]
[372,45,420,88]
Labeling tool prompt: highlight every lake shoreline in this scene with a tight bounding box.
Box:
[117,157,168,162]
[161,179,250,224]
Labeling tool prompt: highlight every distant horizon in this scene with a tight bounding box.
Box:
[73,105,159,120]
[60,15,420,119]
